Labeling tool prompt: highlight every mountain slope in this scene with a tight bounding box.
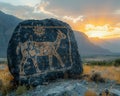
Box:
[0,11,112,58]
[89,37,120,53]
[74,31,112,56]
[0,11,22,57]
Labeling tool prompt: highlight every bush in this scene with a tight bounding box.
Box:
[16,85,27,95]
[114,59,120,66]
[90,72,105,83]
[85,60,117,66]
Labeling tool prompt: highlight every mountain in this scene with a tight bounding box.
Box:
[0,11,22,57]
[74,31,112,57]
[0,11,112,58]
[89,37,120,53]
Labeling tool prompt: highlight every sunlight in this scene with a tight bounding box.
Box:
[84,24,120,39]
[85,31,107,38]
[85,24,109,38]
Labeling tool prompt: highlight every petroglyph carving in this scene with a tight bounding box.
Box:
[33,26,45,36]
[21,26,67,29]
[16,30,66,75]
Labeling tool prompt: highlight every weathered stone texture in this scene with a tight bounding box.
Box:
[7,19,83,86]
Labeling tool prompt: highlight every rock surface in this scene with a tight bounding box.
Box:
[20,80,88,96]
[7,18,83,85]
[7,79,120,96]
[109,89,120,96]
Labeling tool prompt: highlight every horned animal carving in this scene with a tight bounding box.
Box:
[16,30,66,74]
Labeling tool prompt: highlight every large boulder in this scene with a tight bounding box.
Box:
[7,18,83,86]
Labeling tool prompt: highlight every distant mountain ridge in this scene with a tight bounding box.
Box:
[0,11,22,57]
[89,37,120,53]
[0,11,112,58]
[74,31,112,56]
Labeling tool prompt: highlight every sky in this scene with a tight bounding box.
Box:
[0,0,120,39]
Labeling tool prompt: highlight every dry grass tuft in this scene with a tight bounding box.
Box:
[85,90,97,96]
[0,66,13,83]
[0,65,14,95]
[84,65,120,83]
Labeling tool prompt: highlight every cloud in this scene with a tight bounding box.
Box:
[114,9,120,14]
[0,0,120,37]
[40,0,120,16]
[1,0,120,21]
[34,1,58,17]
[0,2,33,19]
[85,24,120,38]
[33,0,120,25]
[63,16,84,23]
[0,0,40,7]
[85,24,109,31]
[0,2,55,19]
[116,23,120,27]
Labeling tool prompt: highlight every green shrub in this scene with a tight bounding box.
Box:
[86,61,114,66]
[16,85,27,95]
[114,58,120,66]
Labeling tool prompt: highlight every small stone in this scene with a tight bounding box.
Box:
[109,89,120,96]
[104,89,109,95]
[99,93,102,96]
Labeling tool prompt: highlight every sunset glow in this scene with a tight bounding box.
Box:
[85,24,109,38]
[0,0,120,39]
[84,24,120,39]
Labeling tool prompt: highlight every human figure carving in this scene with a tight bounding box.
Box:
[16,30,66,75]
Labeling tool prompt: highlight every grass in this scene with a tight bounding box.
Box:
[0,61,120,95]
[84,58,120,66]
[0,65,14,95]
[83,65,120,83]
[84,90,97,96]
[0,64,34,95]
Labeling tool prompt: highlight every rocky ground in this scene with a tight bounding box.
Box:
[7,79,120,96]
[0,64,120,96]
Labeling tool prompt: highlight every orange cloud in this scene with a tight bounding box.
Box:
[84,24,120,39]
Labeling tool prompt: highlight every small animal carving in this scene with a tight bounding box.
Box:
[16,30,66,75]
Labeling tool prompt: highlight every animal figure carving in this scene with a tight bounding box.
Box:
[16,30,66,75]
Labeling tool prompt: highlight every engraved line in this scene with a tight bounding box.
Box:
[67,29,73,66]
[20,66,72,78]
[20,26,68,29]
